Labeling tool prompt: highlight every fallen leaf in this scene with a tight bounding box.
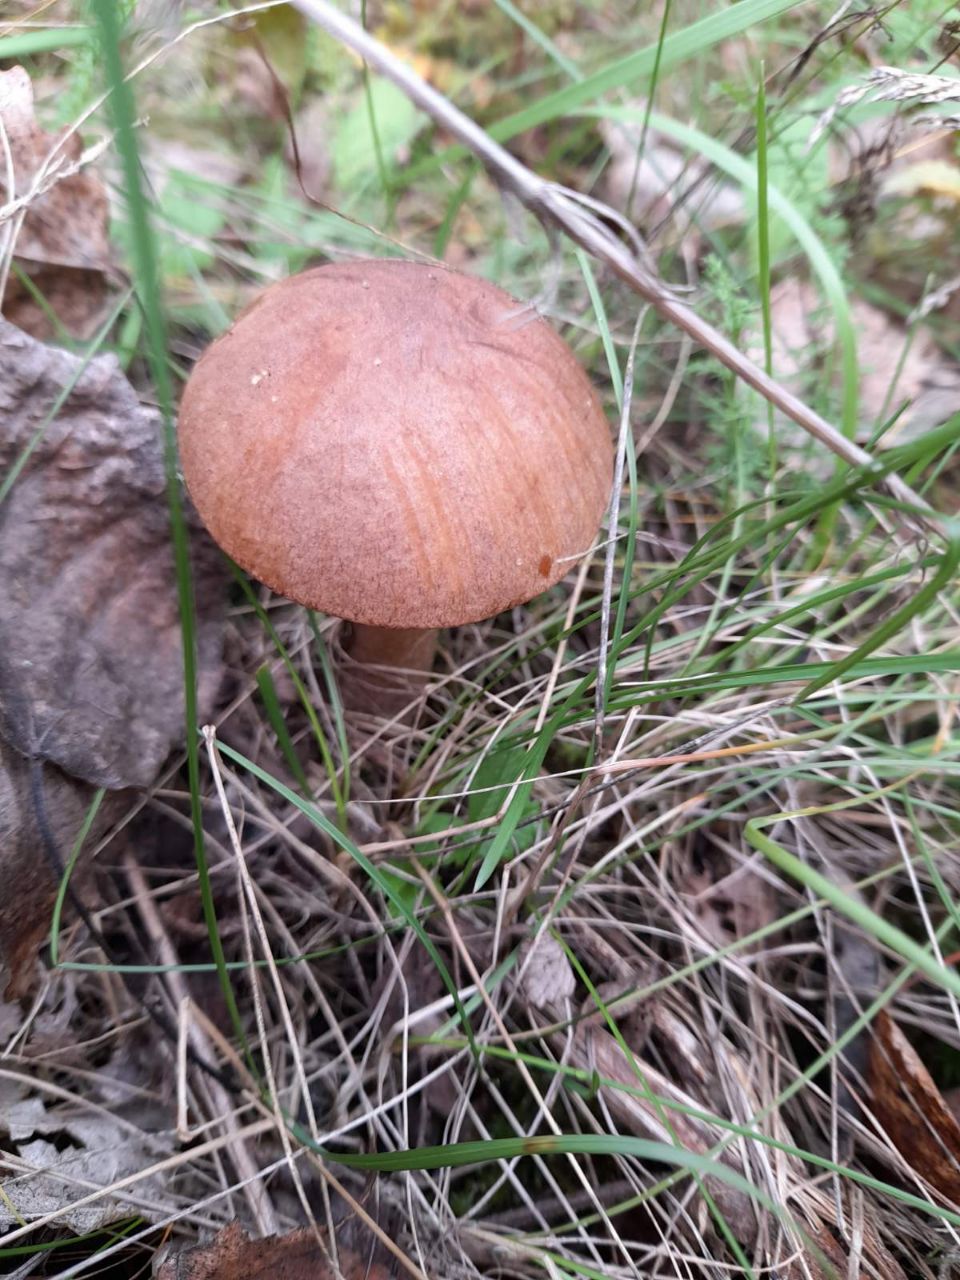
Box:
[517,933,575,1010]
[559,1020,762,1248]
[140,137,244,283]
[4,1138,165,1235]
[600,116,744,233]
[0,318,226,990]
[0,318,224,788]
[331,78,424,191]
[882,157,960,202]
[742,279,960,449]
[230,4,309,121]
[682,859,777,950]
[943,1086,960,1128]
[869,1009,960,1202]
[155,1221,392,1280]
[0,66,112,339]
[0,1084,173,1234]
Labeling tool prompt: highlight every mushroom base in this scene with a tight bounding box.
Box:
[340,624,438,718]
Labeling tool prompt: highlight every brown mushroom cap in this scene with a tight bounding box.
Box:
[178,259,612,628]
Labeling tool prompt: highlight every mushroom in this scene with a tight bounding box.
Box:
[178,259,612,708]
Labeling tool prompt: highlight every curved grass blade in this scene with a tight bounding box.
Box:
[47,789,104,969]
[438,0,805,152]
[256,665,312,797]
[746,818,960,1001]
[795,535,960,703]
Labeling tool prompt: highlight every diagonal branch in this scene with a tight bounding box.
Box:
[292,0,942,535]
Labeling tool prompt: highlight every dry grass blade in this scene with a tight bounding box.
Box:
[291,0,941,535]
[811,66,960,146]
[123,852,277,1236]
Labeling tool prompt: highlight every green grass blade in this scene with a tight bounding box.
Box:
[0,28,91,59]
[473,712,561,890]
[256,665,312,797]
[755,67,776,479]
[636,0,672,162]
[796,536,960,703]
[231,565,346,823]
[360,0,393,215]
[309,614,351,810]
[48,789,105,969]
[91,0,243,1044]
[488,0,803,141]
[746,819,960,1001]
[492,0,582,81]
[599,106,859,447]
[576,248,623,405]
[323,1133,780,1220]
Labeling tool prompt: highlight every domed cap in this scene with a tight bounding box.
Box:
[178,259,612,628]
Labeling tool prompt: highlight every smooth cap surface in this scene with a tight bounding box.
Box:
[178,259,613,627]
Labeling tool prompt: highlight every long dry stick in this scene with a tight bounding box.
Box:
[291,0,941,534]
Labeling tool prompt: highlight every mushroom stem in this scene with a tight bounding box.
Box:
[348,625,438,672]
[341,625,438,718]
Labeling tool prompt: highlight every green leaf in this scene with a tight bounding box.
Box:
[241,5,309,106]
[378,863,423,918]
[468,745,529,824]
[110,168,227,284]
[332,78,423,191]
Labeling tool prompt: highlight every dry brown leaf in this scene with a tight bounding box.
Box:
[0,1080,174,1234]
[155,1221,392,1280]
[0,318,226,990]
[944,1086,960,1128]
[558,1022,761,1248]
[869,1008,960,1202]
[0,318,225,788]
[564,1022,890,1279]
[882,157,960,202]
[0,67,112,339]
[682,861,777,951]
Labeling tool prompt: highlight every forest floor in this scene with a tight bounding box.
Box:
[2,1,960,1277]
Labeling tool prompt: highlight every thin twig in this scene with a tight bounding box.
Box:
[291,0,941,535]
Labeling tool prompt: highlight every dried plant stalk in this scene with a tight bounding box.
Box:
[292,0,941,537]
